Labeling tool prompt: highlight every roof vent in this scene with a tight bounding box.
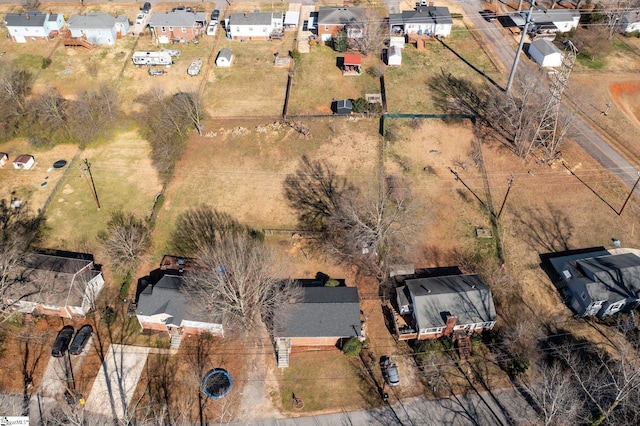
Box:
[26,13,30,20]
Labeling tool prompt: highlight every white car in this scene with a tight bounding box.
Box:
[135,13,145,25]
[206,22,218,36]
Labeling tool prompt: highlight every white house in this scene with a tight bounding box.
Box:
[228,11,283,40]
[389,6,453,37]
[5,10,65,43]
[216,48,233,67]
[67,13,128,45]
[529,39,563,67]
[621,11,640,33]
[5,252,105,319]
[12,154,35,170]
[529,9,580,33]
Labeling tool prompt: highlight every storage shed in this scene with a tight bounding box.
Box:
[0,153,8,167]
[13,154,35,170]
[216,48,233,67]
[387,45,402,66]
[332,99,353,115]
[528,39,563,68]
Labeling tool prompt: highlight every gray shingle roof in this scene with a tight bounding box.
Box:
[390,6,453,26]
[317,7,365,26]
[5,10,47,27]
[137,274,221,326]
[403,274,496,329]
[275,287,361,338]
[228,12,281,26]
[148,11,207,27]
[68,13,117,29]
[530,9,580,24]
[217,48,233,61]
[576,253,640,300]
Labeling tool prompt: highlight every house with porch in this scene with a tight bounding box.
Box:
[316,6,366,43]
[148,10,207,43]
[389,5,453,38]
[135,256,224,349]
[273,283,363,367]
[395,272,496,341]
[621,11,640,33]
[547,248,640,318]
[5,250,105,319]
[227,11,283,41]
[67,13,129,46]
[5,10,65,43]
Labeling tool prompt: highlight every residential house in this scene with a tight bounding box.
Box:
[135,255,224,349]
[513,9,580,34]
[4,10,65,43]
[621,11,640,33]
[67,13,129,46]
[273,283,363,367]
[316,6,366,42]
[12,154,35,170]
[227,11,283,41]
[389,5,453,38]
[148,10,207,43]
[395,273,496,340]
[5,251,105,318]
[528,38,563,67]
[548,248,640,318]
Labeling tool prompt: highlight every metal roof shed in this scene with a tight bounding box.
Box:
[333,99,353,115]
[529,39,563,67]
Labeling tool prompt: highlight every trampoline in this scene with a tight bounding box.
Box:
[53,159,67,169]
[202,369,232,399]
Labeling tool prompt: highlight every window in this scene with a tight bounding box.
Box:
[182,27,186,33]
[249,27,253,32]
[168,26,173,31]
[482,322,494,328]
[161,26,166,32]
[324,25,329,31]
[581,292,587,301]
[608,301,625,312]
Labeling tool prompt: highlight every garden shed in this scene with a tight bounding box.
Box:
[216,48,233,67]
[342,53,362,76]
[0,153,8,167]
[333,99,353,115]
[13,154,35,170]
[528,39,563,68]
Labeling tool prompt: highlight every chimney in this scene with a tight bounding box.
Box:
[26,13,30,20]
[443,314,457,336]
[429,1,434,6]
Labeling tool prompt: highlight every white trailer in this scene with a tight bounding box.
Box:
[132,51,173,66]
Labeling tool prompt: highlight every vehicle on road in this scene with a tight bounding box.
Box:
[188,59,203,76]
[69,324,93,355]
[480,9,497,22]
[382,357,400,387]
[52,325,74,358]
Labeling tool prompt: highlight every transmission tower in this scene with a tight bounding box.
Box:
[530,40,578,162]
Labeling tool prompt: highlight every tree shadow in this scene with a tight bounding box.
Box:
[511,204,574,253]
[436,38,502,90]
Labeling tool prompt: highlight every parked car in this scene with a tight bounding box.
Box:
[206,22,218,36]
[135,13,145,25]
[141,2,151,14]
[51,325,74,358]
[69,324,93,355]
[383,357,400,387]
[480,9,497,22]
[211,9,220,22]
[148,69,166,76]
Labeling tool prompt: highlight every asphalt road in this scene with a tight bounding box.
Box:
[453,0,640,193]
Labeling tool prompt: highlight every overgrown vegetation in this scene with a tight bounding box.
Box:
[342,337,362,357]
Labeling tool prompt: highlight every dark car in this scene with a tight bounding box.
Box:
[69,324,93,355]
[480,9,497,22]
[211,9,220,22]
[141,2,151,14]
[52,325,74,358]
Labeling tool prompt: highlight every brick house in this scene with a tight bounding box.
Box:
[5,10,65,43]
[316,6,365,43]
[148,10,207,44]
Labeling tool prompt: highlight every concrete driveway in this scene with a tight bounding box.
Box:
[83,344,150,420]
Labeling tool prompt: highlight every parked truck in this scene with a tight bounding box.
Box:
[132,51,173,66]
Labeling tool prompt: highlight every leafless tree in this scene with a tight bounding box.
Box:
[0,199,42,323]
[26,89,69,146]
[0,68,32,141]
[97,211,151,276]
[171,206,253,257]
[348,9,389,56]
[183,232,299,334]
[173,92,205,135]
[66,84,119,145]
[284,155,413,281]
[521,361,582,426]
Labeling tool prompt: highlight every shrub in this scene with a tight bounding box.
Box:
[41,57,51,69]
[342,337,362,357]
[325,279,340,287]
[506,354,530,377]
[290,49,301,63]
[352,97,369,113]
[333,31,348,52]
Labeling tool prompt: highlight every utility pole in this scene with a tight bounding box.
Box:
[618,172,640,216]
[506,3,535,93]
[83,159,101,210]
[497,174,515,219]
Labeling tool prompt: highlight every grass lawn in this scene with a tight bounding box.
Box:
[288,45,382,115]
[275,351,379,413]
[385,18,497,114]
[150,117,382,259]
[203,33,293,117]
[42,131,162,251]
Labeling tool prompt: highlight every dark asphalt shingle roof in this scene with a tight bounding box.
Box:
[228,12,282,26]
[68,13,118,29]
[576,253,640,300]
[389,6,453,26]
[5,10,47,27]
[317,7,365,26]
[402,274,496,329]
[275,287,361,338]
[148,11,207,28]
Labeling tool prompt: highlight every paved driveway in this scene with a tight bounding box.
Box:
[83,344,150,420]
